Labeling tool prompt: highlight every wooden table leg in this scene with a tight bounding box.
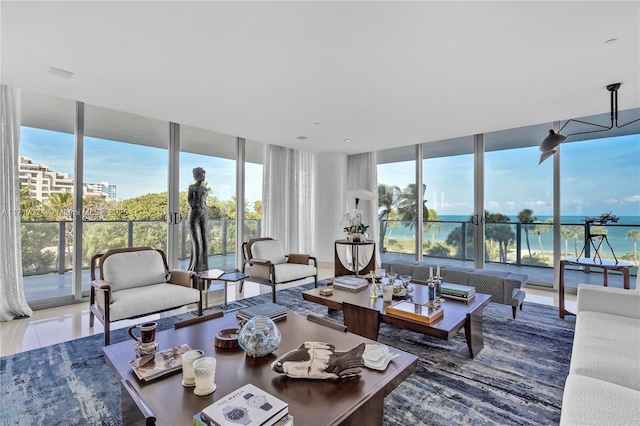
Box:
[464,309,484,358]
[559,260,566,319]
[623,267,630,289]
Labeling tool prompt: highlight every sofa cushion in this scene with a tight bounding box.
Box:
[102,250,168,291]
[569,310,640,391]
[273,263,317,283]
[108,283,201,321]
[560,375,640,425]
[251,240,287,265]
[441,266,474,285]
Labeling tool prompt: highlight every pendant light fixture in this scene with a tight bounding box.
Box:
[538,83,640,164]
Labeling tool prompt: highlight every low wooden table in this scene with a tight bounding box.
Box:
[103,312,418,425]
[559,257,632,319]
[303,280,491,358]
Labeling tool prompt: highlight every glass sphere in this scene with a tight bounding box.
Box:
[237,316,281,358]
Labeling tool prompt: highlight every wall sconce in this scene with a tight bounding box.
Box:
[539,83,640,164]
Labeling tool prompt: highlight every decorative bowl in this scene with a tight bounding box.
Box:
[237,316,281,357]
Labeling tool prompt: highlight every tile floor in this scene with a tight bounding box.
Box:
[0,272,577,358]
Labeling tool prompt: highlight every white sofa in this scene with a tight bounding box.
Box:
[560,284,640,425]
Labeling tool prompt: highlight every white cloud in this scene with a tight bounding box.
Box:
[624,195,640,202]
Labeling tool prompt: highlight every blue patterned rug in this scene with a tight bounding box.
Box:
[0,284,575,425]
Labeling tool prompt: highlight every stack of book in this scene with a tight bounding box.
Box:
[332,276,369,292]
[196,383,292,426]
[440,283,476,301]
[237,303,288,323]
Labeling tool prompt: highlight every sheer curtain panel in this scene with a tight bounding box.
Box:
[262,145,315,255]
[347,152,381,267]
[0,85,33,320]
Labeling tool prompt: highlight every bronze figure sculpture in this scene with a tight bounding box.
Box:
[188,167,209,272]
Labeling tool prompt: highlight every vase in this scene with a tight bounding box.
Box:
[347,233,361,243]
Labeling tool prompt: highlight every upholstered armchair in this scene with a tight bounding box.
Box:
[90,247,202,346]
[241,238,318,302]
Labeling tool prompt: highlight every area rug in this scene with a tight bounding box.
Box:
[0,284,575,425]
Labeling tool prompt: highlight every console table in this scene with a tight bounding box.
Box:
[559,257,632,318]
[334,239,376,277]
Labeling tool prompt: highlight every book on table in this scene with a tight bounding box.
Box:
[129,344,192,381]
[200,383,289,426]
[332,276,369,292]
[385,301,444,324]
[237,302,288,322]
[440,283,476,299]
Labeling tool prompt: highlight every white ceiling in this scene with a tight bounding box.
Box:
[2,1,639,155]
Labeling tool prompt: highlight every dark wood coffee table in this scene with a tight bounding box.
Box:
[302,280,491,358]
[103,312,418,425]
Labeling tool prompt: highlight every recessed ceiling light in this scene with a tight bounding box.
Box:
[344,139,352,143]
[604,38,618,45]
[48,66,74,79]
[296,136,309,140]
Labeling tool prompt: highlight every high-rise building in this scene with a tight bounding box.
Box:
[18,156,117,203]
[18,156,73,204]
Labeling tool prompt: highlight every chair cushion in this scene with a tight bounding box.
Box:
[273,263,317,283]
[108,283,201,321]
[251,240,287,265]
[102,250,168,291]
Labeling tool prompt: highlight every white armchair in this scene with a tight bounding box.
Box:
[241,238,318,302]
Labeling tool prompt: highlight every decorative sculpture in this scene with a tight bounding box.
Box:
[187,167,209,272]
[271,341,365,379]
[578,212,619,263]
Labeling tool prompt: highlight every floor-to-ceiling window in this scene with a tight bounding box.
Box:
[377,145,417,261]
[421,137,475,263]
[244,140,264,241]
[179,126,238,270]
[484,124,554,285]
[19,91,75,302]
[82,105,169,294]
[561,130,640,288]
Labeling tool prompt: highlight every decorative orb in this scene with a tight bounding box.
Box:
[237,316,281,358]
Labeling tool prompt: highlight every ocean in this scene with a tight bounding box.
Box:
[382,215,640,257]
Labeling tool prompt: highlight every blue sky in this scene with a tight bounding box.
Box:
[19,127,640,217]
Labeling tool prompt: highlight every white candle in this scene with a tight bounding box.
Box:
[429,267,433,279]
[436,265,440,278]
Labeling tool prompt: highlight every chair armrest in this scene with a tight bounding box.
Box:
[249,258,273,266]
[287,254,317,267]
[91,279,111,291]
[287,253,309,265]
[168,269,195,288]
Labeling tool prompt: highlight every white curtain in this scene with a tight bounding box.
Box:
[0,85,33,320]
[347,152,381,267]
[262,144,315,255]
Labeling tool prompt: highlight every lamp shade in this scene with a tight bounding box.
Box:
[538,130,566,164]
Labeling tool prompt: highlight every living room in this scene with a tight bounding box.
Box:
[1,1,639,425]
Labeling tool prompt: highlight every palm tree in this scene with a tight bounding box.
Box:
[517,209,537,262]
[378,184,400,251]
[569,225,584,257]
[396,183,429,230]
[532,219,553,260]
[424,208,443,245]
[626,229,640,265]
[485,212,515,263]
[560,226,573,257]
